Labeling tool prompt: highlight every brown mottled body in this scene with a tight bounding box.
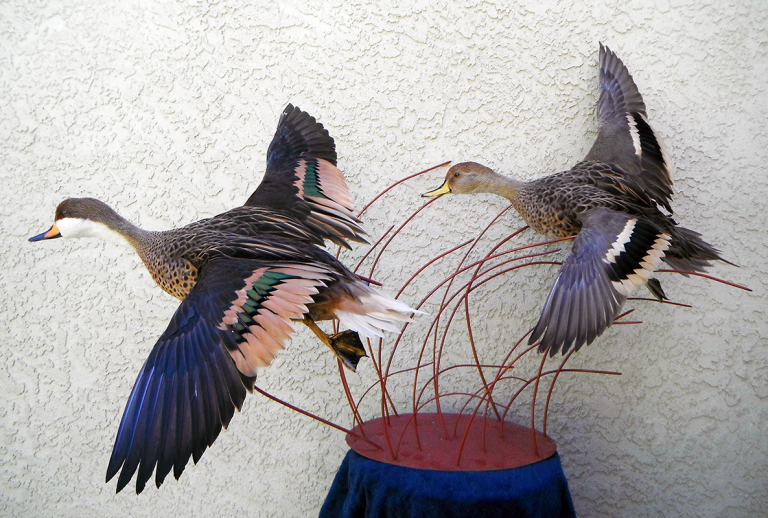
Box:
[513,177,584,238]
[135,231,209,300]
[513,161,660,238]
[124,205,329,300]
[143,252,199,300]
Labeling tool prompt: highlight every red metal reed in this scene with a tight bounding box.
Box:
[247,163,748,464]
[252,384,380,450]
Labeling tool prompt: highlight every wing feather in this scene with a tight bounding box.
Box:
[244,105,368,248]
[106,258,336,493]
[529,208,670,356]
[583,44,673,211]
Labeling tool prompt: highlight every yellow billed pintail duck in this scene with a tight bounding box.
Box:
[30,104,418,494]
[423,44,730,357]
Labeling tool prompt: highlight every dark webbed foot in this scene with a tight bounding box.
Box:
[302,318,368,372]
[646,278,667,301]
[328,330,367,372]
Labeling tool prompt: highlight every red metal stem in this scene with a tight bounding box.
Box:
[353,226,394,273]
[530,348,549,457]
[543,350,575,437]
[355,161,451,219]
[657,269,751,291]
[252,385,381,450]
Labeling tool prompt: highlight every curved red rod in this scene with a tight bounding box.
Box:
[529,347,550,456]
[336,359,367,436]
[543,350,575,437]
[500,368,622,424]
[430,209,519,422]
[411,259,563,413]
[252,385,382,450]
[355,161,451,219]
[411,260,562,414]
[657,269,751,291]
[354,225,394,273]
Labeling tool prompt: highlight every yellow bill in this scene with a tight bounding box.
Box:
[421,181,451,198]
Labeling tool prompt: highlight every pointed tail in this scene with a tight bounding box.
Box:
[334,284,423,340]
[665,226,733,273]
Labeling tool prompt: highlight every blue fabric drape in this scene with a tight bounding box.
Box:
[320,450,576,518]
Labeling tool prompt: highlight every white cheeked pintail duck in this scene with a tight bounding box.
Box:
[30,105,418,493]
[423,44,730,357]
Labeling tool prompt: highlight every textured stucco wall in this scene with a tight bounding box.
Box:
[1,0,766,516]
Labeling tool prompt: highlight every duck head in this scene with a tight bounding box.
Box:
[29,197,136,246]
[421,162,499,197]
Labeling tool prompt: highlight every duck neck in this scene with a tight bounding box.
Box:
[65,210,155,252]
[481,172,524,203]
[111,218,154,250]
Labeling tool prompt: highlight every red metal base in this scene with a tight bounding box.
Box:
[346,413,557,471]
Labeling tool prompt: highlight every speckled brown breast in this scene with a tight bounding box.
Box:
[149,257,199,300]
[513,182,583,238]
[127,207,334,302]
[138,243,199,300]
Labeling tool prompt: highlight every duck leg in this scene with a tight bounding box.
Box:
[302,318,367,372]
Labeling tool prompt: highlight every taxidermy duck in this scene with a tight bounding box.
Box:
[423,44,729,357]
[30,104,418,494]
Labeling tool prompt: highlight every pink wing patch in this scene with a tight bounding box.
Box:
[312,159,355,210]
[292,159,368,246]
[293,158,356,211]
[218,265,333,377]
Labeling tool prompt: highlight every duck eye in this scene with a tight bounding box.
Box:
[454,172,461,178]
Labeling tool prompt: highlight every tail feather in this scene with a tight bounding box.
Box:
[336,311,391,338]
[334,285,422,339]
[665,226,730,273]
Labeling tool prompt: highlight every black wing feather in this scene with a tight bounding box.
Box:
[244,105,368,248]
[584,44,673,212]
[134,350,169,494]
[106,255,336,493]
[529,209,633,356]
[174,349,194,481]
[529,208,673,356]
[154,354,178,488]
[246,104,336,210]
[267,103,337,170]
[106,261,255,494]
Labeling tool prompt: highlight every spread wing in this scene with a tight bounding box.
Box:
[583,44,674,212]
[529,208,670,356]
[106,259,334,494]
[191,205,326,248]
[245,104,368,248]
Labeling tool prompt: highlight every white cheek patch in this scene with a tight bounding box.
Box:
[56,218,131,247]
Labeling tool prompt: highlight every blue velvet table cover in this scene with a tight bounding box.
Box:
[320,449,576,518]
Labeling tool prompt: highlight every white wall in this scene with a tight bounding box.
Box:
[2,1,766,516]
